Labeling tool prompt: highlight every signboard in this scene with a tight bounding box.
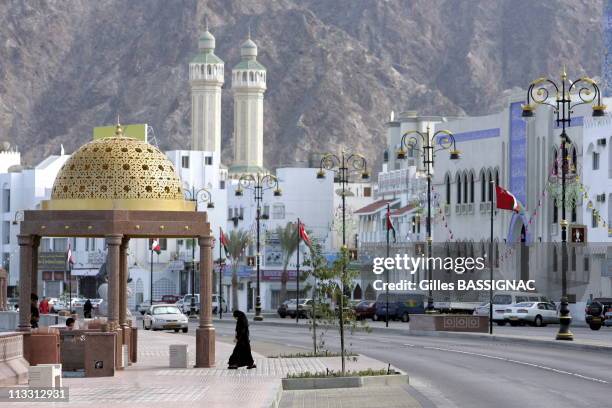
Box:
[570,225,587,243]
[264,233,283,267]
[93,123,147,142]
[260,270,298,282]
[39,252,67,271]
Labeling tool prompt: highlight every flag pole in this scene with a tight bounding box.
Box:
[489,181,495,335]
[296,218,300,324]
[219,227,223,319]
[150,244,153,307]
[386,204,390,328]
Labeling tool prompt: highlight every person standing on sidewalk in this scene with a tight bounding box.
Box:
[39,297,50,314]
[83,299,93,318]
[228,310,256,369]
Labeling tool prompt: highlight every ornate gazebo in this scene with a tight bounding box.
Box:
[17,124,215,368]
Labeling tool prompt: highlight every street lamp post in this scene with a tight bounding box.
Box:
[522,68,605,341]
[316,151,370,373]
[235,173,282,321]
[184,186,214,318]
[397,126,460,312]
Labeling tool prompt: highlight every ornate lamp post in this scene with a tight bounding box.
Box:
[235,173,282,321]
[397,126,460,312]
[184,186,214,317]
[316,151,369,373]
[522,68,605,341]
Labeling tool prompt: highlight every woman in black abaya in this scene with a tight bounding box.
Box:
[228,310,256,369]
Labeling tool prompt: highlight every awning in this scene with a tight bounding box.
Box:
[70,269,99,277]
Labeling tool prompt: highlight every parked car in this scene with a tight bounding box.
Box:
[137,301,151,315]
[161,295,181,304]
[7,297,19,311]
[143,304,188,333]
[503,302,559,327]
[278,299,296,318]
[605,311,612,327]
[473,302,490,317]
[354,300,377,320]
[585,297,612,330]
[490,291,552,326]
[375,292,425,322]
[212,294,228,314]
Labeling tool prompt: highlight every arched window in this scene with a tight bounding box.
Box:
[207,65,212,75]
[553,148,559,176]
[456,174,462,204]
[249,72,254,81]
[469,172,475,203]
[487,171,493,202]
[463,173,468,204]
[494,169,499,189]
[242,72,247,81]
[480,170,486,202]
[445,174,451,205]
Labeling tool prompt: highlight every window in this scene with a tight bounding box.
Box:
[571,206,577,223]
[480,171,486,202]
[469,173,474,203]
[2,221,9,244]
[456,175,462,203]
[272,203,285,220]
[592,212,598,228]
[463,174,468,204]
[488,172,493,202]
[219,180,226,190]
[205,156,213,165]
[263,204,270,219]
[181,156,190,169]
[41,238,51,252]
[584,256,590,272]
[593,152,599,170]
[364,187,372,197]
[228,208,233,219]
[445,174,451,205]
[553,204,558,223]
[2,188,9,212]
[53,238,67,252]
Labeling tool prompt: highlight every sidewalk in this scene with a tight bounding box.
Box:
[9,329,413,408]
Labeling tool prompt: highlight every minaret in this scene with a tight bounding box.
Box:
[230,33,266,175]
[189,25,224,153]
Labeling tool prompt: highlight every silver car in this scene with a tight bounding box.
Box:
[143,304,189,333]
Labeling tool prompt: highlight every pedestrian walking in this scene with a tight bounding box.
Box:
[30,293,40,329]
[228,310,256,369]
[39,297,50,314]
[83,298,93,318]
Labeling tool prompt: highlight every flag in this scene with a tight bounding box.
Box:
[386,205,396,243]
[298,221,312,247]
[220,229,230,255]
[66,244,74,266]
[495,186,521,213]
[151,239,161,255]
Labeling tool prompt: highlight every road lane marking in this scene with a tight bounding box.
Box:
[423,346,609,384]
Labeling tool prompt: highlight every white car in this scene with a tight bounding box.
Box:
[490,292,552,326]
[143,304,189,333]
[473,302,490,317]
[212,294,228,314]
[504,302,559,327]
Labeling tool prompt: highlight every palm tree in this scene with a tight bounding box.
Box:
[226,229,251,311]
[277,222,300,303]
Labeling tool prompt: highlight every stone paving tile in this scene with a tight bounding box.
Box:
[279,386,422,408]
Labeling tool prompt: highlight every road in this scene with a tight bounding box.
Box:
[197,320,611,408]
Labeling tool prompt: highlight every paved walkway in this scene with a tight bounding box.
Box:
[279,387,422,408]
[9,329,409,408]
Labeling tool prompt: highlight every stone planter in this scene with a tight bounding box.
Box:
[282,373,408,390]
[409,314,488,333]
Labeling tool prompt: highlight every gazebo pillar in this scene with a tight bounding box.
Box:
[30,236,40,297]
[17,235,34,331]
[119,237,130,354]
[195,235,215,367]
[105,235,122,328]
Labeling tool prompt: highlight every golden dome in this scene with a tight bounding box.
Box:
[43,127,194,211]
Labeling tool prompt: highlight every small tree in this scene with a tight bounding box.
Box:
[278,222,300,302]
[226,229,251,311]
[304,243,367,373]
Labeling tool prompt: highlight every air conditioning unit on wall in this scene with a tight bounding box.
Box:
[597,138,606,146]
[596,194,606,202]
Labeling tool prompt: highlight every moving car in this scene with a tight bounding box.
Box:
[585,297,612,330]
[137,301,151,315]
[143,304,189,333]
[503,302,559,327]
[354,300,376,320]
[375,292,425,322]
[490,291,551,326]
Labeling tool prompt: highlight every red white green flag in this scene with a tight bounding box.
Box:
[386,205,396,243]
[220,229,230,255]
[151,239,161,255]
[298,220,312,247]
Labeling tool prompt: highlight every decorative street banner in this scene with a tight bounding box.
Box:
[509,101,527,206]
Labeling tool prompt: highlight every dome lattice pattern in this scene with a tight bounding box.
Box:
[52,136,184,201]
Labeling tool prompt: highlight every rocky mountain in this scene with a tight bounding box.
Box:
[0,0,604,171]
